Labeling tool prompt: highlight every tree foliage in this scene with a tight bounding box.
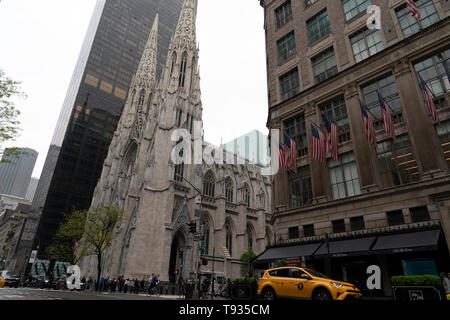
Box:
[46,209,88,265]
[240,247,257,278]
[0,69,25,159]
[77,205,124,282]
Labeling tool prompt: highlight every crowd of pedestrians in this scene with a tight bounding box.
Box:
[81,274,160,295]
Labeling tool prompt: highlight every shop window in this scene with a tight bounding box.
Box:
[350,216,365,231]
[386,210,405,226]
[410,206,431,223]
[332,219,346,233]
[288,226,299,239]
[303,224,315,237]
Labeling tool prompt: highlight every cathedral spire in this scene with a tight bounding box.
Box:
[131,13,159,90]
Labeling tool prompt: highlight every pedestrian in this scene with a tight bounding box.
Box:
[124,278,130,293]
[140,278,145,294]
[130,278,135,293]
[99,277,104,292]
[201,277,210,299]
[134,279,139,294]
[440,272,450,300]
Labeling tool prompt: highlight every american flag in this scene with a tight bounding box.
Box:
[360,102,377,147]
[311,124,325,164]
[377,91,396,141]
[283,133,297,173]
[323,116,339,162]
[418,73,440,124]
[405,0,421,20]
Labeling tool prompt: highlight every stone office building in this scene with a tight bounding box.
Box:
[257,0,450,297]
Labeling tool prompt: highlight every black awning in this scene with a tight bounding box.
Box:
[314,236,377,258]
[371,229,441,253]
[255,242,322,262]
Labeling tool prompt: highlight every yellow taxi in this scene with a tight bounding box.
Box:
[258,266,362,300]
[0,276,5,288]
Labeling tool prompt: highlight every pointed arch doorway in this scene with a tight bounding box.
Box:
[169,230,188,284]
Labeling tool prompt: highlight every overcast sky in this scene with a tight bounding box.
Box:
[0,0,268,179]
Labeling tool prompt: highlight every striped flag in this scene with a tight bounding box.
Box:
[377,91,396,141]
[418,73,440,124]
[405,0,421,20]
[311,124,325,164]
[360,102,377,147]
[283,133,297,173]
[278,143,286,170]
[323,116,339,161]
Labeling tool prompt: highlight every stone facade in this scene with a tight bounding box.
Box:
[79,0,273,282]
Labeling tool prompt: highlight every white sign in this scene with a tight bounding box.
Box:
[28,250,38,264]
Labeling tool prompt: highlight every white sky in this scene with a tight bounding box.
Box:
[0,0,268,179]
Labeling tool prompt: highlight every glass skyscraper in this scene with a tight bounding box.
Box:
[23,0,187,264]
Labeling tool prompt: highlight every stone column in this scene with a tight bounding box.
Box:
[344,83,380,190]
[392,58,447,176]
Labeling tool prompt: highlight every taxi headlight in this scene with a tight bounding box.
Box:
[331,282,344,288]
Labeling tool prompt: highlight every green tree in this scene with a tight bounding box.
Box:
[0,69,26,160]
[46,209,88,265]
[77,205,124,284]
[240,247,257,278]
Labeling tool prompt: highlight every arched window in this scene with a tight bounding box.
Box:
[243,183,250,207]
[130,90,136,107]
[138,89,145,107]
[203,171,215,197]
[225,222,233,256]
[190,57,196,91]
[225,177,234,203]
[257,190,265,208]
[246,224,254,249]
[201,217,210,255]
[179,52,188,87]
[170,52,177,77]
[174,147,184,182]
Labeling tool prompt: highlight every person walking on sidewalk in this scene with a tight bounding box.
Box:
[440,272,450,300]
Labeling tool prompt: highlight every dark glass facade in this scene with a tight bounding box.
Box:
[29,0,187,260]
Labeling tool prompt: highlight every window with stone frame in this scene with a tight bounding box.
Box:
[288,165,312,208]
[328,152,361,200]
[277,31,297,64]
[332,219,346,233]
[225,177,234,203]
[284,113,308,157]
[361,73,403,130]
[395,0,440,38]
[279,67,300,101]
[203,171,215,197]
[242,183,250,207]
[413,48,450,98]
[247,224,254,249]
[288,226,299,239]
[303,224,315,237]
[201,217,210,255]
[312,47,338,84]
[138,89,145,107]
[174,144,184,182]
[350,216,365,231]
[410,206,431,223]
[342,0,371,21]
[275,0,293,29]
[386,210,405,226]
[170,52,177,77]
[435,120,450,169]
[350,27,384,63]
[319,95,351,144]
[376,134,420,187]
[306,9,330,44]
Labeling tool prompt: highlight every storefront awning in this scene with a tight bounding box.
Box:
[371,229,441,254]
[255,242,322,262]
[314,236,377,258]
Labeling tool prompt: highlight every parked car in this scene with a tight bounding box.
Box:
[0,275,5,288]
[257,266,362,301]
[0,271,20,288]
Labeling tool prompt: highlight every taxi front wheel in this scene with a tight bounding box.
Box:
[261,287,276,300]
[312,288,332,301]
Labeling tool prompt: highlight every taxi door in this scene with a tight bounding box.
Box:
[284,268,311,299]
[268,268,290,297]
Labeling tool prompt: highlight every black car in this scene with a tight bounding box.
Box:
[1,271,20,288]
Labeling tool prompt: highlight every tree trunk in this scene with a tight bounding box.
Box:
[97,253,102,286]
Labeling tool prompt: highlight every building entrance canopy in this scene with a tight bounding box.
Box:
[371,229,441,254]
[314,237,377,258]
[255,242,322,263]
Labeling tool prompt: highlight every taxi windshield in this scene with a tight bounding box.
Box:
[304,269,330,279]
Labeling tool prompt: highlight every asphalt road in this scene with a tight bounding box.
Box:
[0,287,185,300]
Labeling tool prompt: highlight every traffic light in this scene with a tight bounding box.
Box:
[187,221,197,234]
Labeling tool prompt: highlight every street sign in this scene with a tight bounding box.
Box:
[28,250,37,264]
